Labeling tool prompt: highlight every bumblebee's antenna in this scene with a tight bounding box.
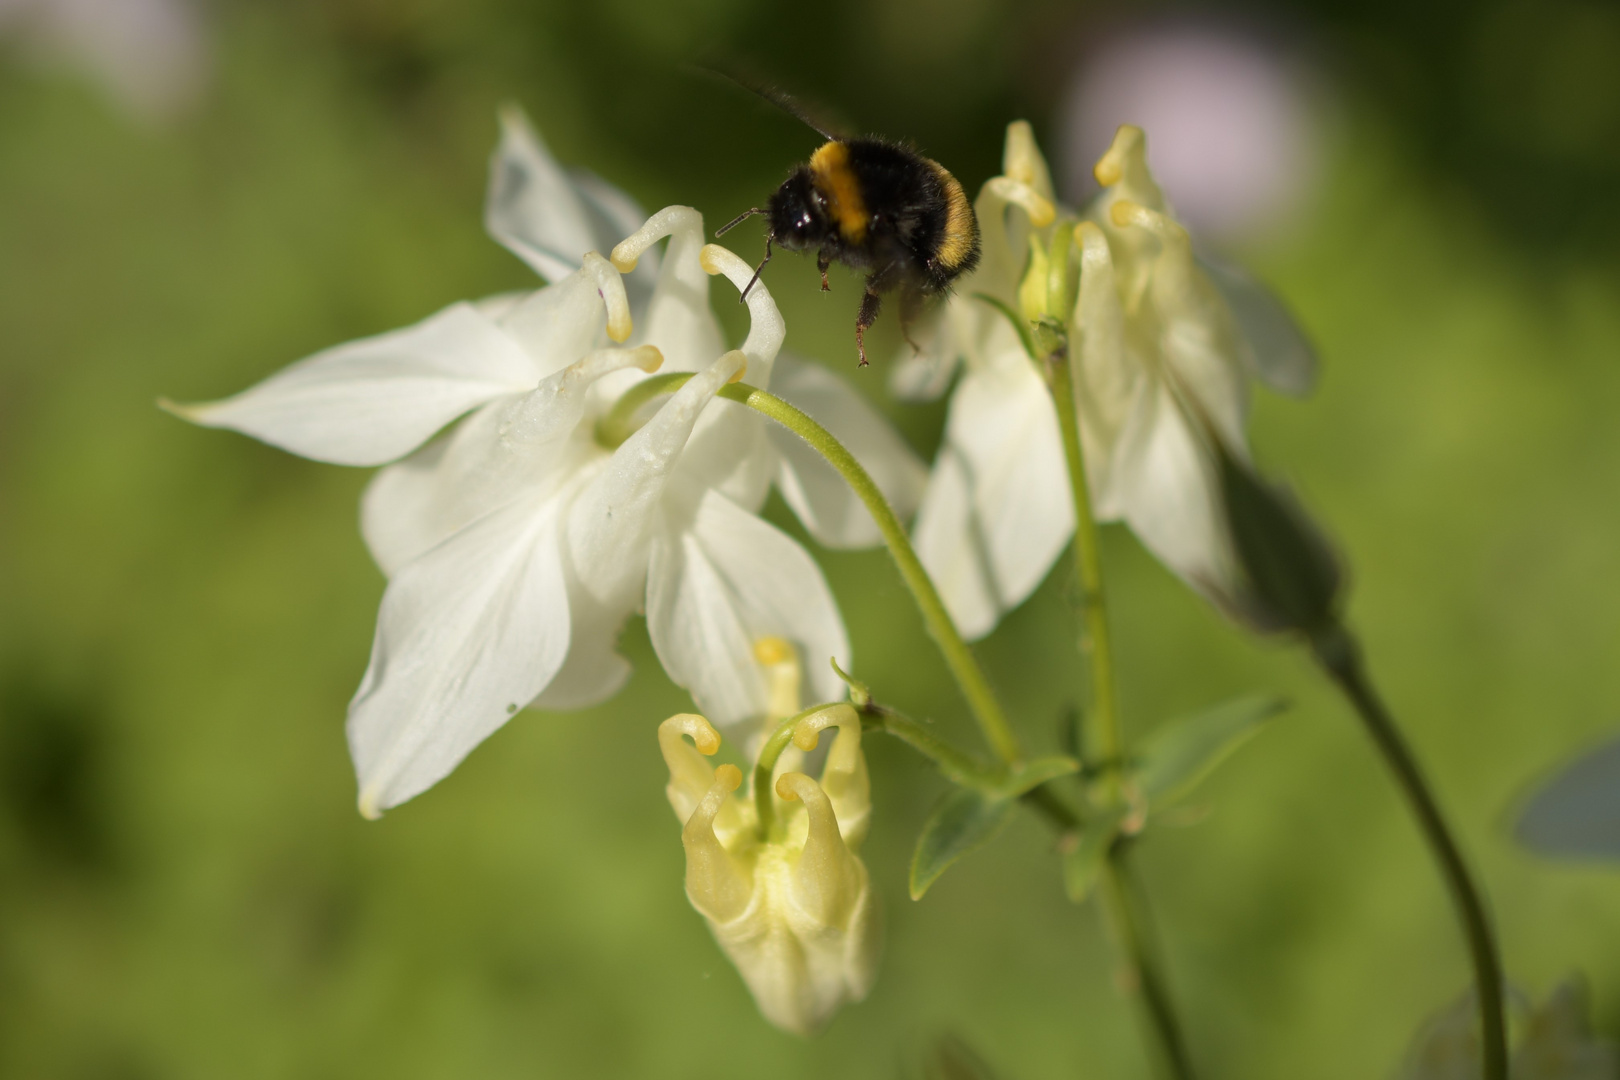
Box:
[715,207,763,237]
[739,235,773,302]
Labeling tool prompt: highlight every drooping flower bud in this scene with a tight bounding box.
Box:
[657,704,880,1036]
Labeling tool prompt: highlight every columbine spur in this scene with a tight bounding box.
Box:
[896,120,1316,639]
[163,110,925,816]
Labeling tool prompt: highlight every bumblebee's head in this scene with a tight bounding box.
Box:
[766,168,830,252]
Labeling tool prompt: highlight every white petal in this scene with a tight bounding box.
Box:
[908,445,998,640]
[165,303,538,467]
[530,578,632,711]
[1195,246,1318,398]
[646,487,850,726]
[913,363,1074,640]
[360,346,655,575]
[567,350,747,609]
[1109,381,1240,607]
[484,105,658,307]
[349,493,571,816]
[491,269,610,380]
[770,354,928,549]
[1073,221,1146,510]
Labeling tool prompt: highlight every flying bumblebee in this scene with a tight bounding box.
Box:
[716,94,980,367]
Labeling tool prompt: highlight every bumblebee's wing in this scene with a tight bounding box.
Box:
[692,65,850,141]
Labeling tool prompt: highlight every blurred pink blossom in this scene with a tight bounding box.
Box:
[1059,22,1318,240]
[0,0,208,120]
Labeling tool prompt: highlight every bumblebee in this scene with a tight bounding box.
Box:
[719,133,981,367]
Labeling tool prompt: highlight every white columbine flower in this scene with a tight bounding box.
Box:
[897,121,1315,639]
[164,111,925,817]
[659,698,879,1037]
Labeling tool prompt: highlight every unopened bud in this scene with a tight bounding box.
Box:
[1217,446,1343,636]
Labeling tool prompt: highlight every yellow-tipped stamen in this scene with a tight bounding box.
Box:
[722,349,748,383]
[581,251,633,343]
[659,712,721,758]
[659,713,722,824]
[611,205,704,272]
[984,177,1056,229]
[790,703,870,847]
[790,703,858,753]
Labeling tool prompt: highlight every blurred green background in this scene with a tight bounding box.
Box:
[4,0,1620,1077]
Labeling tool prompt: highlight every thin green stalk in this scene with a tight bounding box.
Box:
[1029,224,1195,1079]
[751,713,802,841]
[717,383,1025,767]
[1312,624,1508,1080]
[1046,347,1123,798]
[859,704,1006,791]
[1098,848,1198,1080]
[595,371,692,447]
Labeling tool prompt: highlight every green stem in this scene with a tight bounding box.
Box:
[751,704,847,841]
[1098,848,1198,1080]
[859,704,1006,791]
[595,372,693,447]
[1311,624,1508,1080]
[1028,248,1194,1078]
[1046,346,1123,800]
[717,383,1025,766]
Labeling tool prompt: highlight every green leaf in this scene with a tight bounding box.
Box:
[1062,807,1124,903]
[997,755,1082,798]
[1134,695,1288,806]
[909,789,1017,900]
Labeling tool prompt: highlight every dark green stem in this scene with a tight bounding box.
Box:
[1311,623,1507,1080]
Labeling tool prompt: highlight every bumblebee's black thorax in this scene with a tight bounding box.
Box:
[766,138,979,294]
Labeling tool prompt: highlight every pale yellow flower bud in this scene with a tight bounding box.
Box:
[657,708,881,1036]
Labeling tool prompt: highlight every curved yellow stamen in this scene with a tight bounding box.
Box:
[611,205,704,272]
[581,251,632,343]
[985,177,1056,229]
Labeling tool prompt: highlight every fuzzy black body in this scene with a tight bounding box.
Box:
[746,137,980,365]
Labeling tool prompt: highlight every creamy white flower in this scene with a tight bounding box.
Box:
[898,121,1315,639]
[660,704,879,1037]
[164,112,926,816]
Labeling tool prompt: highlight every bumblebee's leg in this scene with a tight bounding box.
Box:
[817,248,833,292]
[855,283,886,367]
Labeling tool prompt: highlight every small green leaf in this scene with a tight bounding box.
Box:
[1134,695,1287,806]
[998,755,1082,798]
[909,789,1017,900]
[1062,807,1124,903]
